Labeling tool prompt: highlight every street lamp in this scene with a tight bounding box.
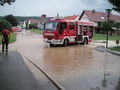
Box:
[106,9,112,48]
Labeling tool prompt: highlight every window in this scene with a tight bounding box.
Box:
[45,22,58,30]
[101,17,105,20]
[60,22,66,30]
[70,23,75,30]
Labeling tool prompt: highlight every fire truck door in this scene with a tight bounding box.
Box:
[59,22,67,34]
[68,23,76,42]
[69,23,76,36]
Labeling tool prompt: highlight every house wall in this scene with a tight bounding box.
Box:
[23,21,26,28]
[38,17,48,29]
[94,22,98,27]
[80,14,90,21]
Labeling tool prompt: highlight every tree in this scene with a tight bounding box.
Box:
[0,0,15,6]
[114,22,120,30]
[108,0,120,12]
[0,19,12,32]
[5,14,18,26]
[101,20,115,36]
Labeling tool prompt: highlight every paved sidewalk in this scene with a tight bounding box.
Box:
[0,51,57,90]
[94,46,120,56]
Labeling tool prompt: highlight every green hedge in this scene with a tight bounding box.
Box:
[30,29,43,34]
[0,19,12,32]
[0,33,16,44]
[110,46,120,52]
[94,34,120,40]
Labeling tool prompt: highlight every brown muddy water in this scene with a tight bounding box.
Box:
[15,30,120,90]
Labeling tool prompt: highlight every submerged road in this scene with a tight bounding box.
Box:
[11,30,120,90]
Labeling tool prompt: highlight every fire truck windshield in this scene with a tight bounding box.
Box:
[45,22,58,31]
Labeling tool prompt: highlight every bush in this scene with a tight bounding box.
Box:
[0,19,12,32]
[29,24,37,29]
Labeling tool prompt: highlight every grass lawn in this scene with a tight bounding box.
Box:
[0,33,16,44]
[30,29,43,34]
[110,46,120,52]
[94,34,120,40]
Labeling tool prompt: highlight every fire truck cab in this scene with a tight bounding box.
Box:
[43,19,94,46]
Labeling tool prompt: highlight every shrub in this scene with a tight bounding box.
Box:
[29,24,37,29]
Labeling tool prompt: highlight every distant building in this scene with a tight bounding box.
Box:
[79,10,120,34]
[22,20,27,28]
[25,19,39,29]
[79,10,120,26]
[38,14,48,29]
[28,19,39,28]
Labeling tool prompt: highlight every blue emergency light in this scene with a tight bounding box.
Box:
[48,18,64,21]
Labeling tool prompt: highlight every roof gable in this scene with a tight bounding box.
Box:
[29,19,39,24]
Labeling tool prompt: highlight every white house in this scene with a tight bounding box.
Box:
[79,10,120,27]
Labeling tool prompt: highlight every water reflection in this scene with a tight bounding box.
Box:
[43,45,93,76]
[115,78,120,90]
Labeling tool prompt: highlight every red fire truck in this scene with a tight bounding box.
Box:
[43,19,94,46]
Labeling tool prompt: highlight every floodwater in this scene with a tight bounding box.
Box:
[13,30,120,90]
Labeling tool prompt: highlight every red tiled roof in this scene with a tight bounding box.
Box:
[80,10,120,22]
[29,19,39,24]
[110,15,120,22]
[64,15,79,20]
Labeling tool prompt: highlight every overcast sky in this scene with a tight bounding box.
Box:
[0,0,119,17]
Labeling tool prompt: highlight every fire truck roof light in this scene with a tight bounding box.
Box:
[48,18,64,21]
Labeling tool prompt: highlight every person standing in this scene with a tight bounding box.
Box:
[2,29,10,53]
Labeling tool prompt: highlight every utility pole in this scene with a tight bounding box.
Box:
[106,9,112,48]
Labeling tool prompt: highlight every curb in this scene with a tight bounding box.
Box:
[94,46,120,56]
[105,48,120,56]
[94,46,106,52]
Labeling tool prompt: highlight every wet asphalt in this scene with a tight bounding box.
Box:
[0,30,120,90]
[0,51,43,90]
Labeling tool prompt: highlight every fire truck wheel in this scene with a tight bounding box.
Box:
[63,39,69,46]
[50,44,54,47]
[83,38,88,45]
